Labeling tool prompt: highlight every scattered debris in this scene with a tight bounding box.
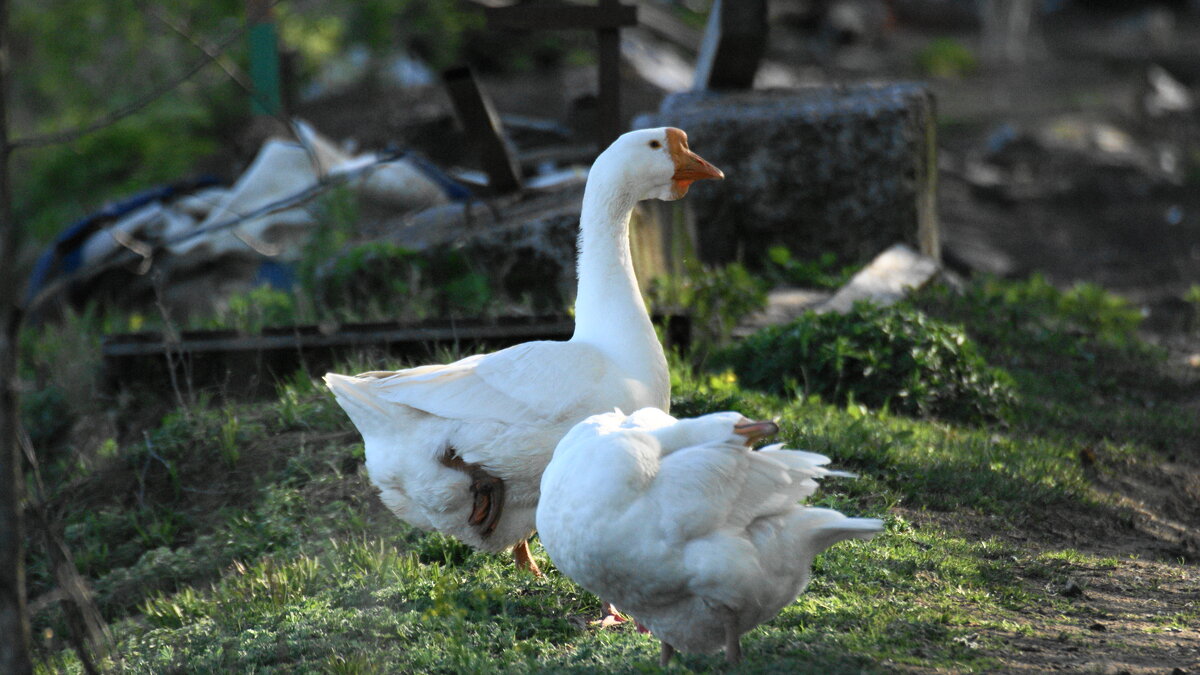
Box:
[27,120,471,318]
[1143,64,1195,117]
[1060,577,1087,598]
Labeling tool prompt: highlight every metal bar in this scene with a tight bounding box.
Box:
[484,4,636,31]
[442,66,523,194]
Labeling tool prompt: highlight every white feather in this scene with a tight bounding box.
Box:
[537,408,883,655]
[324,128,702,553]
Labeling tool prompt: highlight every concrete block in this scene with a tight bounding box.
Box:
[634,84,940,267]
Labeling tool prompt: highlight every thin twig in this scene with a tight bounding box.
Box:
[9,0,287,152]
[135,1,255,93]
[18,430,108,675]
[152,271,192,412]
[8,26,245,151]
[132,0,310,165]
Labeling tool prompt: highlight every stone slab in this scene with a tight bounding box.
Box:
[634,84,939,268]
[818,243,941,314]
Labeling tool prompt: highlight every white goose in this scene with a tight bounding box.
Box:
[324,128,724,574]
[536,408,883,666]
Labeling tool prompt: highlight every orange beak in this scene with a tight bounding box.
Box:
[666,128,724,197]
[733,418,779,447]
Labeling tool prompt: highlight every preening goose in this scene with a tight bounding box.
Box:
[324,128,723,574]
[536,408,883,665]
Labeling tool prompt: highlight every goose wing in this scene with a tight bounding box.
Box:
[336,340,610,425]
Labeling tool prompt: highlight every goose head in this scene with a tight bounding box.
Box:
[649,411,780,451]
[592,127,724,202]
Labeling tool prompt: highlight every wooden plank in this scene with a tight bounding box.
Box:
[103,319,577,357]
[693,0,767,91]
[442,66,523,194]
[484,3,636,31]
[597,0,623,148]
[101,314,690,398]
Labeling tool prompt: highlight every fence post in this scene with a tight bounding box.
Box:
[247,0,283,116]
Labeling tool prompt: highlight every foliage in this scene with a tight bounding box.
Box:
[210,286,300,334]
[10,0,243,245]
[348,0,485,71]
[312,241,493,320]
[714,302,1016,423]
[762,246,858,290]
[912,274,1159,405]
[19,386,70,447]
[912,276,1186,449]
[917,37,977,78]
[648,261,768,354]
[16,104,225,244]
[1185,284,1200,332]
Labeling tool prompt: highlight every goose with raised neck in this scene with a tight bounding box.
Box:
[324,127,723,578]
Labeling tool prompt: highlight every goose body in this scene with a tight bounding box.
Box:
[537,408,883,663]
[324,128,723,563]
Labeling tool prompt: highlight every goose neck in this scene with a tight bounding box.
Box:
[572,180,649,344]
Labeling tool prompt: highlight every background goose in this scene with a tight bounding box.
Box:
[537,408,884,665]
[324,127,723,574]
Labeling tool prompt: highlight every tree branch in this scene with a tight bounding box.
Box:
[136,1,255,93]
[8,26,245,151]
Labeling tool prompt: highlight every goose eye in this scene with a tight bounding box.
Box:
[648,140,662,149]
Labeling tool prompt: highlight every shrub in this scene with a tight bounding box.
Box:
[713,302,1016,423]
[312,242,493,320]
[917,38,977,78]
[648,261,767,353]
[914,274,1151,356]
[762,246,857,290]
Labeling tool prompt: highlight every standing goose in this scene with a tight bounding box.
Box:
[537,408,883,665]
[324,128,723,574]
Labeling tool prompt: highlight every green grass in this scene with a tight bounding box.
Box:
[23,275,1200,672]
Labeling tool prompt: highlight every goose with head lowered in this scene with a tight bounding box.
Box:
[536,408,884,666]
[324,128,723,575]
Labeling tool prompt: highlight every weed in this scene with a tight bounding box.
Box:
[649,260,767,354]
[217,407,241,467]
[1185,285,1200,333]
[310,242,495,322]
[763,246,858,289]
[209,286,301,334]
[714,302,1016,423]
[917,38,978,78]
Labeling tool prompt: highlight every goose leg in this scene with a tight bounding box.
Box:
[439,445,505,538]
[512,538,542,577]
[597,600,627,628]
[466,473,505,537]
[722,608,742,664]
[660,642,675,667]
